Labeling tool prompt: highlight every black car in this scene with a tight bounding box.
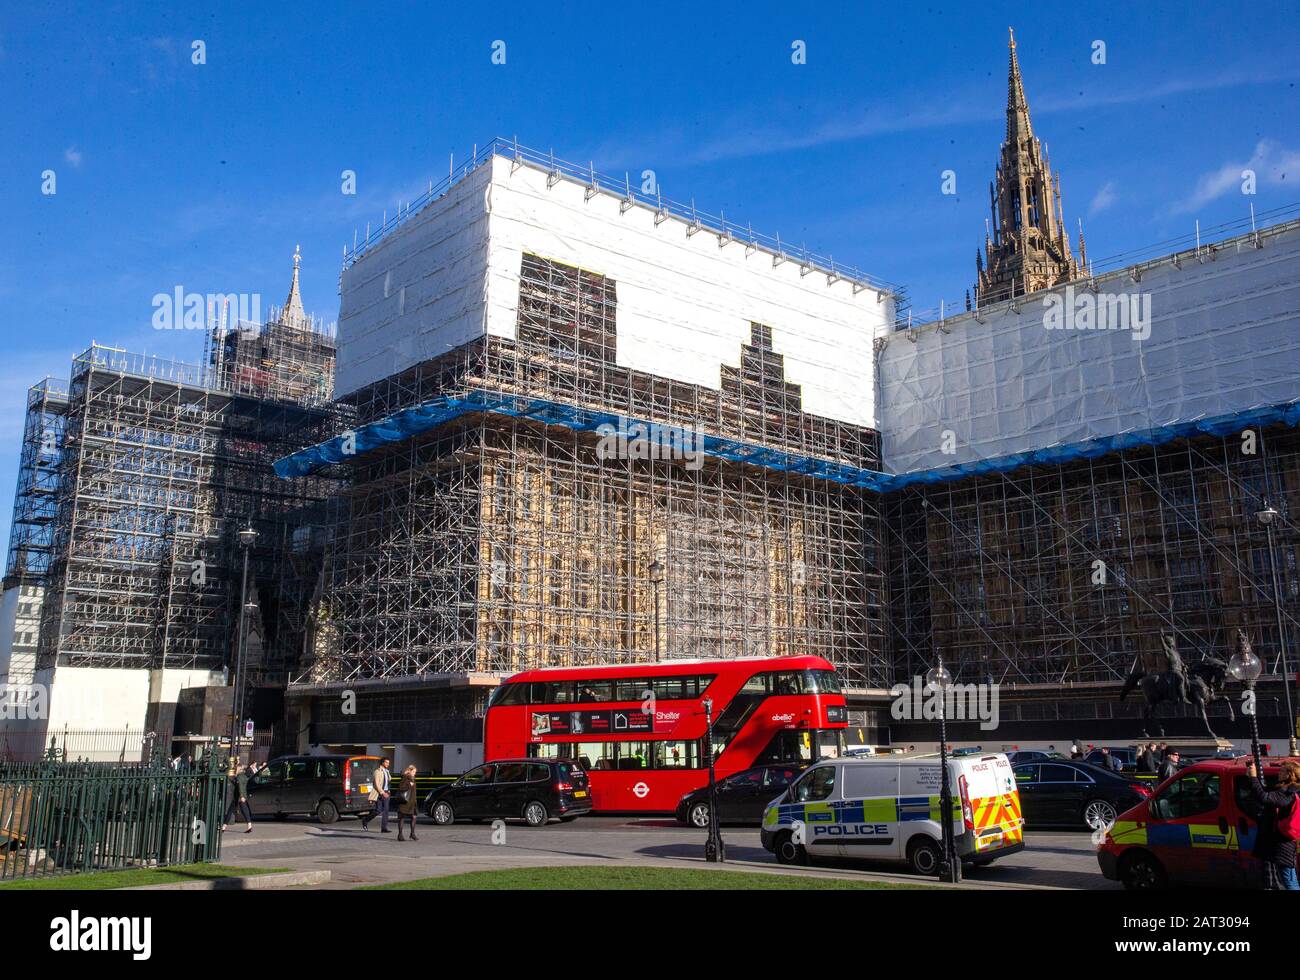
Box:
[674,765,805,827]
[1006,750,1064,765]
[1012,759,1149,830]
[1082,747,1139,771]
[246,754,382,824]
[424,759,591,827]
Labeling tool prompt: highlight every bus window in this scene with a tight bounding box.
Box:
[650,677,688,700]
[536,681,575,704]
[538,742,616,770]
[489,683,529,707]
[803,670,842,694]
[576,681,612,703]
[653,741,700,769]
[615,742,651,770]
[742,674,769,694]
[615,678,650,702]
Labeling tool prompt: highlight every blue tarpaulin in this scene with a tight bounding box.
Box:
[274,389,1300,494]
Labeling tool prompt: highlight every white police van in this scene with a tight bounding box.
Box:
[760,754,1025,874]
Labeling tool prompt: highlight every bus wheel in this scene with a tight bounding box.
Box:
[316,799,339,824]
[431,801,456,826]
[688,802,711,828]
[773,831,807,866]
[1119,851,1167,890]
[523,801,550,827]
[907,837,941,876]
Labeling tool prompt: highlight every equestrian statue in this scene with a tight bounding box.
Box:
[1119,630,1235,738]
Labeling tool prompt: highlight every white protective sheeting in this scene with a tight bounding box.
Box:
[336,165,493,398]
[484,157,890,429]
[878,223,1300,474]
[337,155,893,429]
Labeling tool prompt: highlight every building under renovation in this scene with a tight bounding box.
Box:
[4,34,1297,767]
[0,254,344,758]
[276,36,1300,764]
[883,214,1300,742]
[879,33,1300,742]
[274,143,897,769]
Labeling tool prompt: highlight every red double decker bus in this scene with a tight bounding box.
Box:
[483,655,848,812]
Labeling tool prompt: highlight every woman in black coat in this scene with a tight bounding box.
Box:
[1243,759,1299,890]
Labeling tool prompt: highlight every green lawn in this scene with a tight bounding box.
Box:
[0,864,286,890]
[365,865,930,890]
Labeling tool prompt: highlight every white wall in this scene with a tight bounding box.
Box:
[335,155,893,431]
[149,666,224,704]
[335,164,494,398]
[879,223,1300,474]
[0,584,44,687]
[484,157,890,429]
[19,665,152,737]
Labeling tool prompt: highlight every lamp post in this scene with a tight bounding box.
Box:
[228,526,258,763]
[925,660,960,883]
[649,558,664,663]
[1229,640,1265,773]
[1257,505,1298,755]
[702,697,725,863]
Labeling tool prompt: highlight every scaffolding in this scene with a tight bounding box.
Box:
[4,379,71,589]
[25,336,346,688]
[886,425,1300,721]
[207,307,337,408]
[299,253,889,689]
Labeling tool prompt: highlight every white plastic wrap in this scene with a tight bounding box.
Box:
[337,155,894,429]
[878,223,1300,475]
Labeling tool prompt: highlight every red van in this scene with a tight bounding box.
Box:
[1097,756,1299,889]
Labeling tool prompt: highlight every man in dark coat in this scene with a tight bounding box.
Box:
[1158,750,1180,781]
[1243,759,1299,890]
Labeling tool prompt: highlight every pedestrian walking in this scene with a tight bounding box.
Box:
[374,757,393,833]
[222,760,253,833]
[1136,743,1156,774]
[1243,759,1300,890]
[396,764,419,842]
[1069,740,1083,760]
[1099,747,1121,772]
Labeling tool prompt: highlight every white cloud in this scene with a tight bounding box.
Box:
[64,146,83,168]
[1176,140,1299,213]
[1089,181,1118,216]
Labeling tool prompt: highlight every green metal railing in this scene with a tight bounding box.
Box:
[0,749,226,882]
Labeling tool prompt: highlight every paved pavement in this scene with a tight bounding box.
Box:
[214,814,1118,889]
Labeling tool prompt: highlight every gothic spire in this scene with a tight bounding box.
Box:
[975,30,1081,306]
[281,244,307,329]
[1006,27,1032,143]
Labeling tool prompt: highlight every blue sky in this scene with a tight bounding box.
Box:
[1,2,1298,551]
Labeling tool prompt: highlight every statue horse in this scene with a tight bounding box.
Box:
[1120,650,1234,738]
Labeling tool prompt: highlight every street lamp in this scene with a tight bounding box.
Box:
[1256,504,1298,755]
[925,660,960,883]
[1229,640,1264,773]
[649,559,664,663]
[701,697,725,863]
[228,526,258,763]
